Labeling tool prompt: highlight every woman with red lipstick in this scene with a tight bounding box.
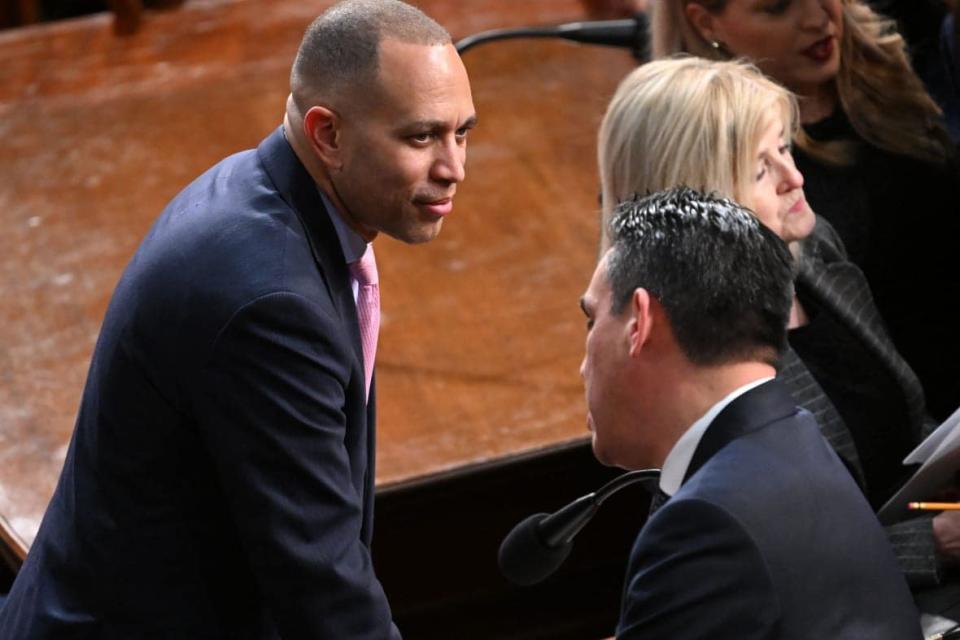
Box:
[651,0,950,162]
[649,0,960,477]
[599,56,954,593]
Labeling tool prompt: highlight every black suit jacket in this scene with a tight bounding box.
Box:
[780,217,941,586]
[617,381,920,639]
[0,129,401,639]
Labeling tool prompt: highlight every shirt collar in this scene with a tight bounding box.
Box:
[659,376,774,496]
[318,189,367,266]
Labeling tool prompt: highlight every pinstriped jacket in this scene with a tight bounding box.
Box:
[780,216,942,588]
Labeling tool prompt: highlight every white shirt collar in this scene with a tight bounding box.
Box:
[659,377,774,496]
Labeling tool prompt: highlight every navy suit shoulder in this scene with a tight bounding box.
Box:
[0,129,399,639]
[617,381,921,640]
[619,497,781,639]
[120,131,348,364]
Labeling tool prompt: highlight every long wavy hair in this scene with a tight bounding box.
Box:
[650,0,951,166]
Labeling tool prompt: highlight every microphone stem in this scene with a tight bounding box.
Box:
[539,468,660,548]
[455,18,641,55]
[455,26,566,55]
[595,468,661,507]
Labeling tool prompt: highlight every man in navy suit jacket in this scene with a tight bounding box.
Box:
[579,188,921,638]
[0,1,475,638]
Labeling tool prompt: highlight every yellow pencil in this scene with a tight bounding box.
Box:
[908,502,960,511]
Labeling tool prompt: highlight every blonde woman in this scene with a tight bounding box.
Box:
[648,0,960,425]
[599,56,956,589]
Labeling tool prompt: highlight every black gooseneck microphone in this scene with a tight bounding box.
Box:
[498,468,660,586]
[455,13,649,60]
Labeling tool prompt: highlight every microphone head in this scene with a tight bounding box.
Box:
[498,513,574,586]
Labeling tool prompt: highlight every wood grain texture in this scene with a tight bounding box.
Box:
[0,0,636,560]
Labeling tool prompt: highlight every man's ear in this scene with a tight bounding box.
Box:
[627,288,654,358]
[303,105,342,171]
[684,2,718,44]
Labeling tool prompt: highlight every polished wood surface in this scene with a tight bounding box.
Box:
[0,0,636,562]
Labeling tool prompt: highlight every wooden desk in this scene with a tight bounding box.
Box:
[0,1,639,635]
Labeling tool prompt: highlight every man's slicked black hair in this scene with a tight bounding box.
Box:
[606,186,794,367]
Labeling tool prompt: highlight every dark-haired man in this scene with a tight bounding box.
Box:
[580,187,920,638]
[0,1,475,638]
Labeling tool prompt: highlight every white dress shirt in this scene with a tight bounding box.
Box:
[659,377,774,496]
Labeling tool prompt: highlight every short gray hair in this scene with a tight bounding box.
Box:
[290,0,451,108]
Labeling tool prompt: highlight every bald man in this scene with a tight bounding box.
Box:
[0,1,475,638]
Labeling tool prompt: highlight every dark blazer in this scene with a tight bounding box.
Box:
[617,381,921,639]
[780,217,941,586]
[794,111,960,422]
[0,129,401,639]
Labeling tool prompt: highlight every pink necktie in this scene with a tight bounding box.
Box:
[350,244,380,401]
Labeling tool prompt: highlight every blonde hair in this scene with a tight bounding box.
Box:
[650,0,951,166]
[598,56,797,234]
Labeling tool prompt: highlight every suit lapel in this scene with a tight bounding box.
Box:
[779,346,866,487]
[256,127,365,370]
[257,127,376,541]
[796,257,928,441]
[682,381,798,485]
